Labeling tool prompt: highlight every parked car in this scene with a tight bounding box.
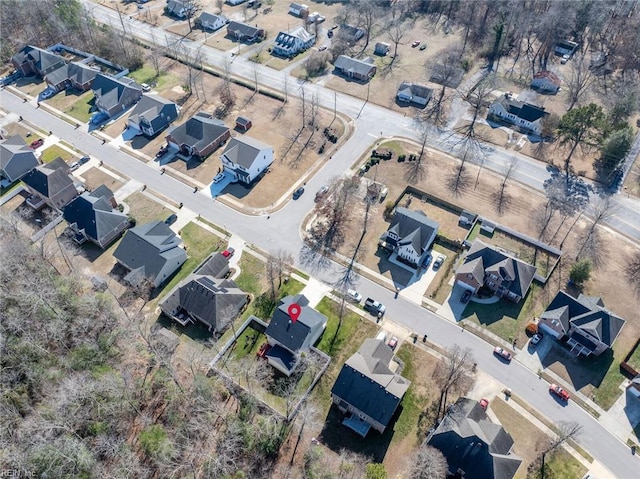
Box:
[1,70,22,85]
[461,289,472,303]
[433,256,444,269]
[91,112,108,125]
[41,89,55,100]
[530,333,543,346]
[479,398,489,410]
[140,83,151,92]
[419,44,427,51]
[493,347,512,362]
[315,185,328,202]
[411,40,421,47]
[421,254,432,268]
[69,162,80,171]
[78,156,90,165]
[29,138,44,149]
[292,187,305,200]
[387,336,398,351]
[213,173,226,184]
[327,30,333,38]
[549,383,570,401]
[222,247,235,258]
[156,145,169,158]
[164,214,178,225]
[318,45,327,51]
[364,298,385,316]
[346,289,362,303]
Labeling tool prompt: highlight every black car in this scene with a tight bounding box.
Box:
[293,187,305,200]
[164,214,178,225]
[79,156,90,165]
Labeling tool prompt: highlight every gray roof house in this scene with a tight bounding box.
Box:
[264,294,328,376]
[427,397,522,479]
[193,252,230,278]
[538,291,625,356]
[160,276,247,332]
[166,0,195,18]
[272,27,316,58]
[92,73,143,117]
[334,55,376,82]
[45,62,99,92]
[455,239,537,303]
[127,94,179,138]
[11,45,66,77]
[63,186,129,249]
[198,12,228,31]
[488,93,548,136]
[113,220,188,288]
[331,338,411,437]
[396,81,433,107]
[167,112,231,159]
[227,21,265,42]
[0,135,40,183]
[338,24,366,44]
[22,157,77,210]
[379,207,439,268]
[374,42,390,56]
[220,136,274,185]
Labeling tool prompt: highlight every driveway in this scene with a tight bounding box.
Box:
[437,281,470,322]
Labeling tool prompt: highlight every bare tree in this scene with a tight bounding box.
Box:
[405,122,430,184]
[425,47,461,126]
[386,19,407,65]
[432,345,475,421]
[408,445,448,479]
[446,145,473,196]
[492,157,518,214]
[625,251,640,298]
[565,55,593,111]
[266,249,294,299]
[538,421,582,479]
[576,197,616,260]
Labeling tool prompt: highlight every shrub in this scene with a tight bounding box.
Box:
[398,154,406,162]
[569,259,592,287]
[526,322,538,336]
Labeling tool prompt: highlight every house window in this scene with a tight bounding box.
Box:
[488,281,495,287]
[467,273,473,279]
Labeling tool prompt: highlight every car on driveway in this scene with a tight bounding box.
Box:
[140,83,151,92]
[91,112,108,125]
[222,247,235,258]
[156,145,169,158]
[461,289,472,303]
[387,336,398,351]
[433,256,444,269]
[346,289,362,303]
[421,254,432,268]
[213,173,226,184]
[164,214,178,225]
[493,347,512,362]
[79,156,90,165]
[69,161,80,171]
[29,138,44,149]
[318,45,327,51]
[530,333,543,347]
[292,187,305,200]
[479,398,489,410]
[549,383,570,401]
[41,89,55,100]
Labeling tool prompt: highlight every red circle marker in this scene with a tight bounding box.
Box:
[288,303,301,322]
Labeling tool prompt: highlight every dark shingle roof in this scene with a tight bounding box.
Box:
[265,295,327,352]
[194,252,230,278]
[428,398,522,479]
[228,21,262,37]
[62,187,128,244]
[221,136,272,169]
[334,55,376,77]
[92,73,142,112]
[21,157,73,198]
[397,81,433,101]
[168,113,229,151]
[128,94,178,133]
[331,339,411,429]
[0,135,39,181]
[497,96,548,123]
[13,45,66,76]
[382,207,439,255]
[45,62,98,87]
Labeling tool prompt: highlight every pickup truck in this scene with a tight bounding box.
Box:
[364,298,386,316]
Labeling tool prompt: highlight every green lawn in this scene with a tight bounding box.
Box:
[1,180,22,197]
[128,66,180,91]
[532,449,587,479]
[466,221,481,242]
[40,144,73,163]
[626,342,640,372]
[234,252,265,297]
[65,94,96,123]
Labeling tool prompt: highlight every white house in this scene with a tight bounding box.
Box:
[289,2,309,16]
[198,12,227,31]
[272,26,316,58]
[530,71,562,94]
[396,81,433,106]
[220,136,273,185]
[488,93,548,136]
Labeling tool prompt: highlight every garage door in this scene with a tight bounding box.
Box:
[538,321,561,339]
[455,280,476,292]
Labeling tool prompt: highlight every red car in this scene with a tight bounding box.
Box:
[493,347,512,362]
[387,336,398,351]
[30,138,44,149]
[550,383,570,401]
[479,398,489,410]
[222,247,235,258]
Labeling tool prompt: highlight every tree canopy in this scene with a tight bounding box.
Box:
[557,104,606,176]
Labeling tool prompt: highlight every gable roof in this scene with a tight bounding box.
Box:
[221,136,272,169]
[463,240,536,298]
[428,397,522,479]
[331,338,411,428]
[532,70,561,86]
[275,26,315,46]
[199,11,226,26]
[193,252,230,278]
[541,291,625,348]
[21,157,73,198]
[113,220,187,284]
[160,275,247,330]
[383,207,439,255]
[397,81,433,100]
[92,73,142,112]
[168,113,229,150]
[265,294,327,352]
[12,45,66,76]
[62,186,128,244]
[128,94,178,132]
[45,62,99,87]
[334,55,376,76]
[495,95,548,123]
[0,135,40,181]
[227,21,262,37]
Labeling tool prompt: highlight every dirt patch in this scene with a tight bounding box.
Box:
[123,191,173,225]
[0,121,37,142]
[80,166,126,192]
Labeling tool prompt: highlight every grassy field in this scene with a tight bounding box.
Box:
[234,252,267,297]
[65,94,96,123]
[124,192,172,225]
[128,66,180,91]
[40,144,73,163]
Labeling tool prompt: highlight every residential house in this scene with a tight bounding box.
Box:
[235,116,252,132]
[226,0,247,5]
[220,136,273,185]
[167,112,230,160]
[455,239,537,303]
[331,338,411,437]
[289,3,309,17]
[63,185,129,249]
[427,397,522,479]
[488,93,548,136]
[227,21,265,42]
[272,27,316,57]
[44,62,99,92]
[379,207,439,268]
[396,81,433,106]
[554,40,578,57]
[538,291,625,356]
[160,275,247,332]
[374,42,390,56]
[198,12,227,31]
[194,252,230,278]
[166,0,195,18]
[338,24,366,44]
[264,295,327,376]
[113,220,188,288]
[127,94,179,138]
[0,135,40,183]
[92,73,143,117]
[334,55,376,82]
[531,71,562,94]
[11,45,66,77]
[22,157,77,210]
